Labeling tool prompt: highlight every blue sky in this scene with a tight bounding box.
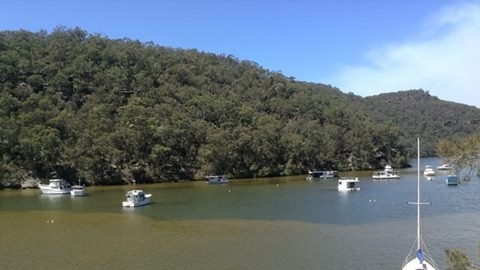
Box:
[1,0,479,107]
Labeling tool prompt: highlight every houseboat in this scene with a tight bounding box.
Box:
[337,177,360,191]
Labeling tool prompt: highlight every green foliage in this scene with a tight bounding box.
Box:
[437,133,480,178]
[2,28,476,185]
[445,247,480,270]
[360,90,480,156]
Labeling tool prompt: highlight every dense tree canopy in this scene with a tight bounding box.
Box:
[1,28,478,186]
[361,90,480,156]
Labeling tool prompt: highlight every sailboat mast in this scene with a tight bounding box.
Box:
[417,137,421,250]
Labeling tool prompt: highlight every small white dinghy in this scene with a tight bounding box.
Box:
[70,185,87,196]
[70,180,87,196]
[122,190,152,207]
[401,138,438,270]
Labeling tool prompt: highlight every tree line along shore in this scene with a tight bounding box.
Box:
[1,27,479,187]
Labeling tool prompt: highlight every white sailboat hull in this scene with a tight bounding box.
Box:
[402,258,436,270]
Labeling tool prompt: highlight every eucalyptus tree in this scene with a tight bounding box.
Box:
[437,134,480,179]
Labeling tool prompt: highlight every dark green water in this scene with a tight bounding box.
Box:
[1,158,479,269]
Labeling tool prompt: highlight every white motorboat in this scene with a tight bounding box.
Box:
[372,165,400,179]
[337,177,360,191]
[306,170,338,181]
[206,175,229,185]
[70,185,87,196]
[39,179,71,195]
[437,164,452,170]
[122,190,152,207]
[401,138,438,270]
[372,171,400,179]
[423,165,435,177]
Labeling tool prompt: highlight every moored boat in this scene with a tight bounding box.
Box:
[446,175,459,185]
[423,165,435,177]
[306,170,338,181]
[39,179,71,195]
[70,180,87,196]
[437,164,453,170]
[337,177,360,191]
[372,171,400,179]
[122,190,152,207]
[206,175,229,185]
[373,165,400,179]
[70,185,87,196]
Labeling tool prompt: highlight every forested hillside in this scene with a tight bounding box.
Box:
[361,90,480,156]
[0,28,477,186]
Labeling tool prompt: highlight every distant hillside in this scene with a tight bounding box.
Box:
[0,28,478,186]
[361,90,480,156]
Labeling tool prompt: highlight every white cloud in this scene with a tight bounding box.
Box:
[333,3,480,108]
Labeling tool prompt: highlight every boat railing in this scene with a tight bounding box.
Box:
[402,237,438,270]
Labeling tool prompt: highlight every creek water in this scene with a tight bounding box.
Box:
[1,157,479,270]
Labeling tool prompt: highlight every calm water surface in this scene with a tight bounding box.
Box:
[1,157,479,270]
